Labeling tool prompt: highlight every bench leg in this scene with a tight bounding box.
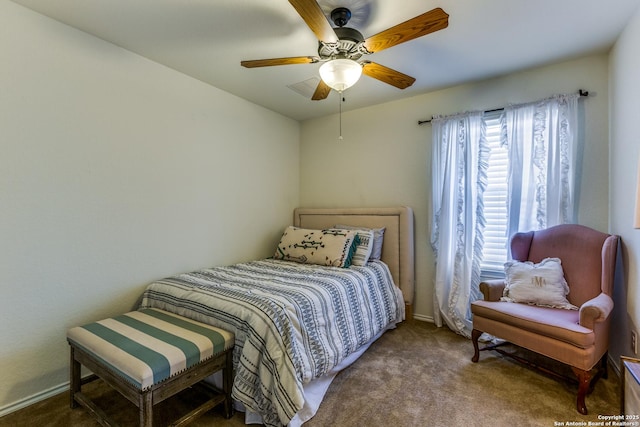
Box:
[223,351,234,418]
[140,390,153,427]
[70,346,81,409]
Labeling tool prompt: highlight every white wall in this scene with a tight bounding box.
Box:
[609,5,640,364]
[0,2,299,412]
[300,54,610,321]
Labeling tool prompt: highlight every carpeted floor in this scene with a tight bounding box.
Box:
[0,321,621,427]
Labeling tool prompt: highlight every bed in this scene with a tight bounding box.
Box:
[138,206,414,426]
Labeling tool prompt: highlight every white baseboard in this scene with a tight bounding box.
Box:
[0,382,69,418]
[412,313,434,323]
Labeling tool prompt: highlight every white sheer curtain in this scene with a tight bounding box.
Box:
[429,94,579,338]
[504,93,580,238]
[430,111,488,338]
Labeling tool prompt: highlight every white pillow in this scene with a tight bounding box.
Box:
[501,257,578,310]
[273,226,358,268]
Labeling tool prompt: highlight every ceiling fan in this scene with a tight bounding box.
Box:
[241,0,449,100]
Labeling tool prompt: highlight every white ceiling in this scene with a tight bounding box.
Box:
[11,0,640,121]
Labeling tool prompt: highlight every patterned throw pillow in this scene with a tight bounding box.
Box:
[500,257,577,310]
[351,230,373,267]
[274,226,358,268]
[334,229,374,266]
[335,224,385,260]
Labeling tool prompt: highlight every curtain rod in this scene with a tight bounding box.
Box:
[417,89,589,125]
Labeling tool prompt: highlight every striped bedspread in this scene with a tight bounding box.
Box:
[139,259,404,427]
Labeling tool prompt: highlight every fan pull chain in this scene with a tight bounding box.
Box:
[338,92,344,140]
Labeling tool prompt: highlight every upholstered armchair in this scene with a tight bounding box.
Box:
[471,224,619,415]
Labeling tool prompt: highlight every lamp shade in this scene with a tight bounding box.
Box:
[319,59,362,92]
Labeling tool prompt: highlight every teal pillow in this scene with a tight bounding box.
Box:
[335,224,385,260]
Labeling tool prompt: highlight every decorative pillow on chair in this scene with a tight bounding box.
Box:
[501,257,578,310]
[274,226,358,268]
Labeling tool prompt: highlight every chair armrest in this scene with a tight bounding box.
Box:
[479,280,506,302]
[579,293,614,329]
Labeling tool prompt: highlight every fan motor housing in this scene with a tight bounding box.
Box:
[318,27,365,60]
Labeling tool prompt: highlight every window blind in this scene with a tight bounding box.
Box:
[480,110,508,276]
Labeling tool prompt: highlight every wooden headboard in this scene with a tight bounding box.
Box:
[293,207,415,317]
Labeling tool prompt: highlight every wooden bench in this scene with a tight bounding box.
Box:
[67,308,234,426]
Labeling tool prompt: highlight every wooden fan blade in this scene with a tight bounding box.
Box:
[289,0,338,43]
[363,7,449,53]
[241,56,316,68]
[362,62,416,89]
[311,79,331,100]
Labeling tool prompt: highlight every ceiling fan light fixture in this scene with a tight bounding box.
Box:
[319,59,362,92]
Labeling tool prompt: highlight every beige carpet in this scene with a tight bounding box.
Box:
[0,321,620,426]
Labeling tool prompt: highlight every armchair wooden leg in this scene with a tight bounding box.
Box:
[601,352,609,380]
[471,329,482,363]
[571,367,592,415]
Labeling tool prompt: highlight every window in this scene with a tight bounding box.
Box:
[480,111,508,277]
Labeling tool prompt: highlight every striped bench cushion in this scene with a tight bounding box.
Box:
[67,308,234,390]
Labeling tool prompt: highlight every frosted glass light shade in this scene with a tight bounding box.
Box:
[319,59,362,92]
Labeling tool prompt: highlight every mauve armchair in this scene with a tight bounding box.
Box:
[471,224,619,415]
